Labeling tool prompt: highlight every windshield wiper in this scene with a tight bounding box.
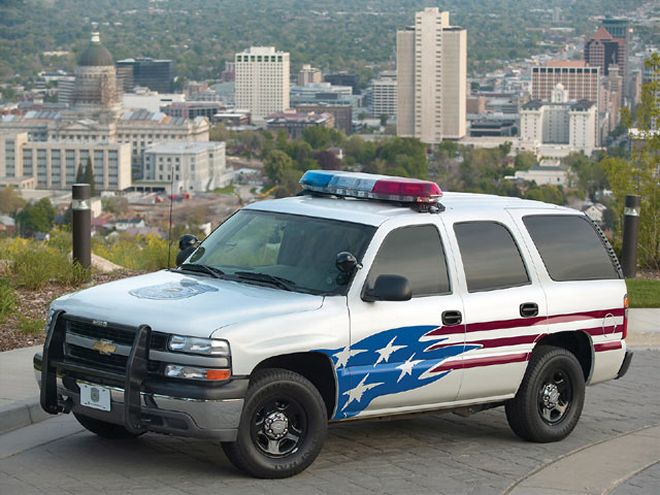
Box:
[232,271,297,292]
[178,263,226,279]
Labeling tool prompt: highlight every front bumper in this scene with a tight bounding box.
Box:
[36,312,247,442]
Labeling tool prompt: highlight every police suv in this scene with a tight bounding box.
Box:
[35,170,633,478]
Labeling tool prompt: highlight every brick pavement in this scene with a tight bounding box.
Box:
[0,349,659,495]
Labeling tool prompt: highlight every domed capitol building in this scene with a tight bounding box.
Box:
[0,29,218,192]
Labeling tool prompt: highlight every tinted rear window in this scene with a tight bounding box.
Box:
[523,215,620,281]
[454,221,530,292]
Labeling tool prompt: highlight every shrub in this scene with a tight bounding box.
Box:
[92,234,169,271]
[18,315,45,335]
[0,278,17,323]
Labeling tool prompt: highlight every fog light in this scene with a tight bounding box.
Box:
[164,365,231,381]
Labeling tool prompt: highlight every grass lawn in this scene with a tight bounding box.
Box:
[213,184,235,195]
[626,279,660,308]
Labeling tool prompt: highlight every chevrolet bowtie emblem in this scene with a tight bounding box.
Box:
[92,339,117,356]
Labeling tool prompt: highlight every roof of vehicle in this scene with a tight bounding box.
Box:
[244,192,576,227]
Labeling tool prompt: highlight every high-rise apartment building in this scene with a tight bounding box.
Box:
[531,61,600,103]
[235,47,290,120]
[396,8,467,143]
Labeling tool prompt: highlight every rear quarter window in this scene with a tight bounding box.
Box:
[522,214,621,281]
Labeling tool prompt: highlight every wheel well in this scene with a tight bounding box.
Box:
[535,331,593,381]
[252,352,336,419]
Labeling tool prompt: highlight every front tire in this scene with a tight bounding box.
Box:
[74,412,144,439]
[505,345,585,443]
[222,368,328,478]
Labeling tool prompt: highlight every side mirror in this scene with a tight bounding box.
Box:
[176,234,199,266]
[336,251,359,273]
[363,275,412,302]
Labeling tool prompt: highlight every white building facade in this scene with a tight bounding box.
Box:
[235,47,290,121]
[0,131,132,191]
[371,72,398,119]
[520,84,598,158]
[143,141,230,193]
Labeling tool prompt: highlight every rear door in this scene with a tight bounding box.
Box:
[510,211,627,384]
[442,212,548,402]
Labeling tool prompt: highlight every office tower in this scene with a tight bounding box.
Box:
[600,17,631,99]
[235,46,290,120]
[371,71,397,119]
[116,58,175,93]
[298,64,323,86]
[396,8,467,143]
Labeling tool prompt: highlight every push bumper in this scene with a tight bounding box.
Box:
[615,349,634,380]
[35,312,247,442]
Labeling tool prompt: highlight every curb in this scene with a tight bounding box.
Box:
[0,397,50,436]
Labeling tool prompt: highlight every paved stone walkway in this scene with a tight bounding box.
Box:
[612,462,660,494]
[0,350,658,495]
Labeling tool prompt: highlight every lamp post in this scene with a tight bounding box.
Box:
[72,183,91,269]
[621,194,640,278]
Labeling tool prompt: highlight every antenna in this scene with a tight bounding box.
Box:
[166,159,176,268]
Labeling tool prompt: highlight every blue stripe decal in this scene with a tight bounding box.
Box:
[316,325,480,419]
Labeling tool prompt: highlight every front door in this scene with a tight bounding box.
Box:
[337,222,475,420]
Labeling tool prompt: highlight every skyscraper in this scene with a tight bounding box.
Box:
[531,61,600,103]
[116,58,175,93]
[396,8,467,143]
[600,17,631,99]
[234,47,290,120]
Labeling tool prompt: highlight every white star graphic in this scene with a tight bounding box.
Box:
[374,337,406,366]
[395,353,424,382]
[341,373,384,411]
[333,346,367,369]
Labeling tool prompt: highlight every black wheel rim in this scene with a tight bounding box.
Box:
[250,396,307,458]
[537,367,573,425]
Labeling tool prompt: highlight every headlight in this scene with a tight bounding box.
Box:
[168,335,230,356]
[164,365,231,381]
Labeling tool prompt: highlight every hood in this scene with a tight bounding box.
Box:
[52,270,324,338]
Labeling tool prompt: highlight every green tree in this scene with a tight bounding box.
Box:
[264,150,295,185]
[16,198,56,235]
[514,151,536,171]
[75,163,84,183]
[82,157,96,196]
[0,186,26,214]
[603,53,660,268]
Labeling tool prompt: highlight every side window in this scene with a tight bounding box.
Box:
[454,221,530,292]
[523,215,621,281]
[367,225,450,297]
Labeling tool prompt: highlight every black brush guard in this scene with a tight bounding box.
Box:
[40,311,151,435]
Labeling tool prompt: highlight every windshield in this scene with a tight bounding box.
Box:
[182,209,376,295]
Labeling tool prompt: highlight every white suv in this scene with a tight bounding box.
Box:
[36,170,632,478]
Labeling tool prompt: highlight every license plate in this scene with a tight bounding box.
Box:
[79,383,111,412]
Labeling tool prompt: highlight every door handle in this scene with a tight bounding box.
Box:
[520,302,539,318]
[442,310,462,326]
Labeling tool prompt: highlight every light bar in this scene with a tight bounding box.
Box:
[299,170,442,205]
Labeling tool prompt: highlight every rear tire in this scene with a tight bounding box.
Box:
[222,368,327,478]
[74,412,144,439]
[505,345,585,443]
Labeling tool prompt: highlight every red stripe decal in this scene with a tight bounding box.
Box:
[594,341,623,352]
[425,308,624,337]
[428,334,539,352]
[432,352,528,373]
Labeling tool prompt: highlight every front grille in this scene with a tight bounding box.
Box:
[68,343,128,370]
[66,318,135,345]
[62,316,165,376]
